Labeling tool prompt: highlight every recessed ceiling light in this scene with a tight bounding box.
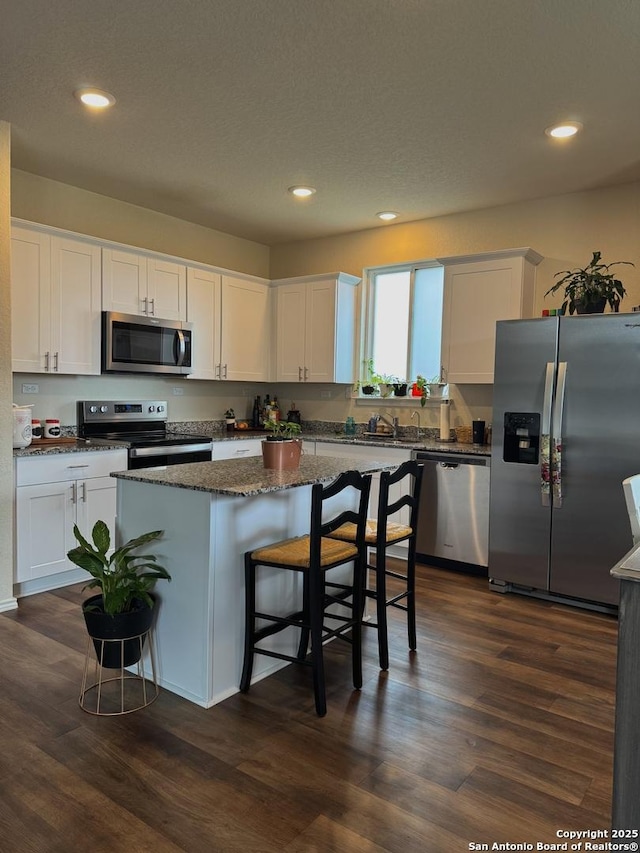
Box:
[376,211,398,221]
[288,186,316,198]
[545,121,583,139]
[74,88,116,109]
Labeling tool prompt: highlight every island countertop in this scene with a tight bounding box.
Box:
[111,454,394,497]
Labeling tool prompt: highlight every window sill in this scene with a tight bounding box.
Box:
[354,396,448,407]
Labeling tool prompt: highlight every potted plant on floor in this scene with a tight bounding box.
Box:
[67,521,171,668]
[545,251,634,315]
[262,420,303,470]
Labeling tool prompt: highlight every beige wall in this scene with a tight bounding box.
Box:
[270,181,640,315]
[12,170,270,278]
[0,123,15,610]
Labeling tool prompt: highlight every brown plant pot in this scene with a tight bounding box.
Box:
[261,438,302,470]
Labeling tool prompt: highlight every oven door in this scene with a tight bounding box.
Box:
[102,311,193,375]
[128,443,212,470]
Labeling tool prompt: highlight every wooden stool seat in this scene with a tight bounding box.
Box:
[329,520,412,545]
[251,535,358,568]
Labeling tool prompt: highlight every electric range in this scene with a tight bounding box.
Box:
[77,399,213,469]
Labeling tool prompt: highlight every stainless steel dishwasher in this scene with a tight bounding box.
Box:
[412,450,491,570]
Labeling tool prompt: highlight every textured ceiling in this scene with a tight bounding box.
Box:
[2,0,640,245]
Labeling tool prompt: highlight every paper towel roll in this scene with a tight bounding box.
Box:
[439,400,450,441]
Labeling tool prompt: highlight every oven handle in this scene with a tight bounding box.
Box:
[129,442,213,458]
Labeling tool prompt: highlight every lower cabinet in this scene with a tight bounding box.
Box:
[313,442,412,553]
[14,450,128,595]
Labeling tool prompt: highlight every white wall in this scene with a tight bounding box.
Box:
[0,122,15,611]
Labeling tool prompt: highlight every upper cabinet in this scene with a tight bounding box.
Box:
[439,248,543,384]
[102,248,187,321]
[11,224,102,374]
[186,269,270,382]
[273,272,360,383]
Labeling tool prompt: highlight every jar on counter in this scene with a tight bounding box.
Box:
[44,418,61,439]
[31,419,42,439]
[345,417,356,436]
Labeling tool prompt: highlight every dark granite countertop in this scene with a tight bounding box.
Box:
[111,455,395,496]
[13,438,129,458]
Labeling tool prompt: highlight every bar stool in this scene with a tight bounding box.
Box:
[240,470,371,717]
[328,460,424,670]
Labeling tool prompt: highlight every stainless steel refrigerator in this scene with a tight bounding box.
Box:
[489,314,640,608]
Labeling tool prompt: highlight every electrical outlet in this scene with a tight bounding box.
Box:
[172,386,184,396]
[22,384,39,394]
[320,391,331,399]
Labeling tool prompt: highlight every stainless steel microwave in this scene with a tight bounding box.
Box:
[102,311,193,375]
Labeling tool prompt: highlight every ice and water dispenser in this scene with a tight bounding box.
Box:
[503,412,540,464]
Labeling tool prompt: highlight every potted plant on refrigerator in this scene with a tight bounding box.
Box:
[67,521,171,668]
[261,420,303,470]
[545,251,634,315]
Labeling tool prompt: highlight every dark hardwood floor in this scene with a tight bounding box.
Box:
[0,562,617,852]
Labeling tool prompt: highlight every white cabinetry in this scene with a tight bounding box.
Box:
[314,442,411,553]
[186,266,221,380]
[439,248,543,384]
[102,248,187,321]
[11,224,102,374]
[273,273,360,383]
[14,450,128,596]
[186,269,270,382]
[212,439,263,460]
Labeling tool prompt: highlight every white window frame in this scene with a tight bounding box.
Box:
[357,258,444,404]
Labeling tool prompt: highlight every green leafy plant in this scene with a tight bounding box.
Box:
[545,251,634,315]
[265,420,302,440]
[67,521,171,616]
[224,408,235,419]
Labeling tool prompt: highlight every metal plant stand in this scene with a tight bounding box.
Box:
[79,629,160,715]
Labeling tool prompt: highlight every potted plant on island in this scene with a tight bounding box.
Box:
[545,251,634,315]
[262,420,303,470]
[67,521,171,668]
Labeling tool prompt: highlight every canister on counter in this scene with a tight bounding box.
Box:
[31,419,42,439]
[44,418,61,439]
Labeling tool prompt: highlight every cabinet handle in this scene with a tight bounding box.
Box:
[53,351,59,372]
[298,366,303,381]
[223,363,228,379]
[304,366,309,381]
[71,482,77,504]
[149,298,155,316]
[44,351,50,371]
[142,297,148,314]
[81,482,87,502]
[67,464,89,469]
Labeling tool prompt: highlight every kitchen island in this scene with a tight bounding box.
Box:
[112,455,394,707]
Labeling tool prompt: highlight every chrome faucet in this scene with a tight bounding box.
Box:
[410,410,422,438]
[377,412,399,438]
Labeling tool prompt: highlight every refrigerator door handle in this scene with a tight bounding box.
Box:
[540,362,555,507]
[552,361,567,508]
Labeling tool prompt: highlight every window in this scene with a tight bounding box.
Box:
[364,262,444,385]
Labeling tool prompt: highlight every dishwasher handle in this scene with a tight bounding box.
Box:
[411,450,489,468]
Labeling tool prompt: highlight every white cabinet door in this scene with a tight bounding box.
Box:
[275,284,306,382]
[102,247,148,315]
[11,226,101,375]
[440,249,542,383]
[147,257,187,321]
[187,266,221,380]
[79,476,118,542]
[11,225,51,372]
[220,275,269,381]
[15,480,76,581]
[273,273,359,383]
[51,236,102,375]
